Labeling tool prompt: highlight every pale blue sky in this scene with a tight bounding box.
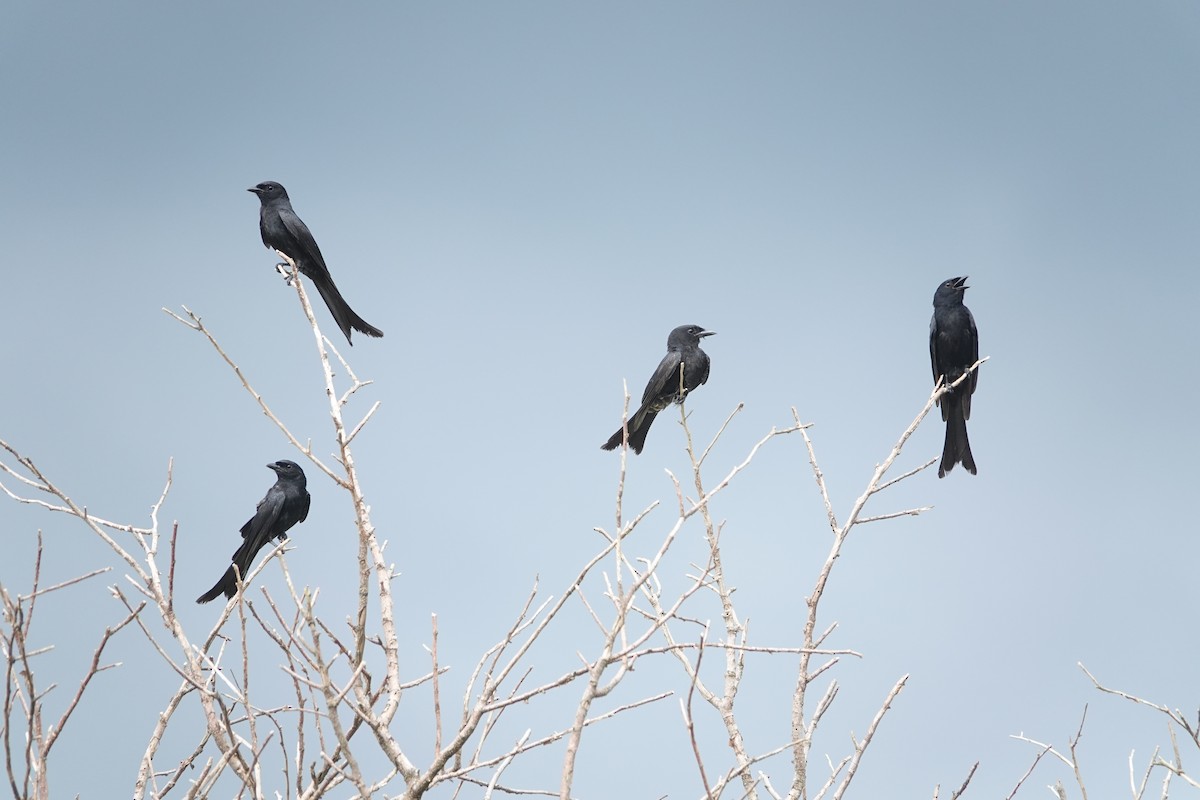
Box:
[2,3,1198,796]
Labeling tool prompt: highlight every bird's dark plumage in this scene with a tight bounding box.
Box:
[249,181,383,345]
[602,325,715,455]
[929,276,979,478]
[196,460,311,604]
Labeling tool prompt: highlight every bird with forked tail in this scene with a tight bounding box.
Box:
[929,276,980,478]
[602,324,715,455]
[197,460,311,604]
[249,181,383,345]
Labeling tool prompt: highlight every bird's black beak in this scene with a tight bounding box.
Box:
[953,276,969,289]
[267,462,280,472]
[698,330,716,338]
[248,186,262,195]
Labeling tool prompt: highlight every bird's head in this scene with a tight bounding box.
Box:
[268,460,306,483]
[248,181,289,202]
[668,325,716,348]
[933,276,969,305]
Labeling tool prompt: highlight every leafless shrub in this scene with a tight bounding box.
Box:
[1,266,997,798]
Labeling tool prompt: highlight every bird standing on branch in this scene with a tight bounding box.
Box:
[602,324,715,455]
[929,276,980,477]
[249,181,383,345]
[197,460,311,604]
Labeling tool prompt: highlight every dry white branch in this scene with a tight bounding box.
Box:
[162,306,340,485]
[830,675,907,800]
[5,268,997,800]
[786,367,989,800]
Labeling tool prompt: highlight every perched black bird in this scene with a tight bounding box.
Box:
[196,460,311,604]
[929,276,980,478]
[249,181,383,345]
[602,325,715,455]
